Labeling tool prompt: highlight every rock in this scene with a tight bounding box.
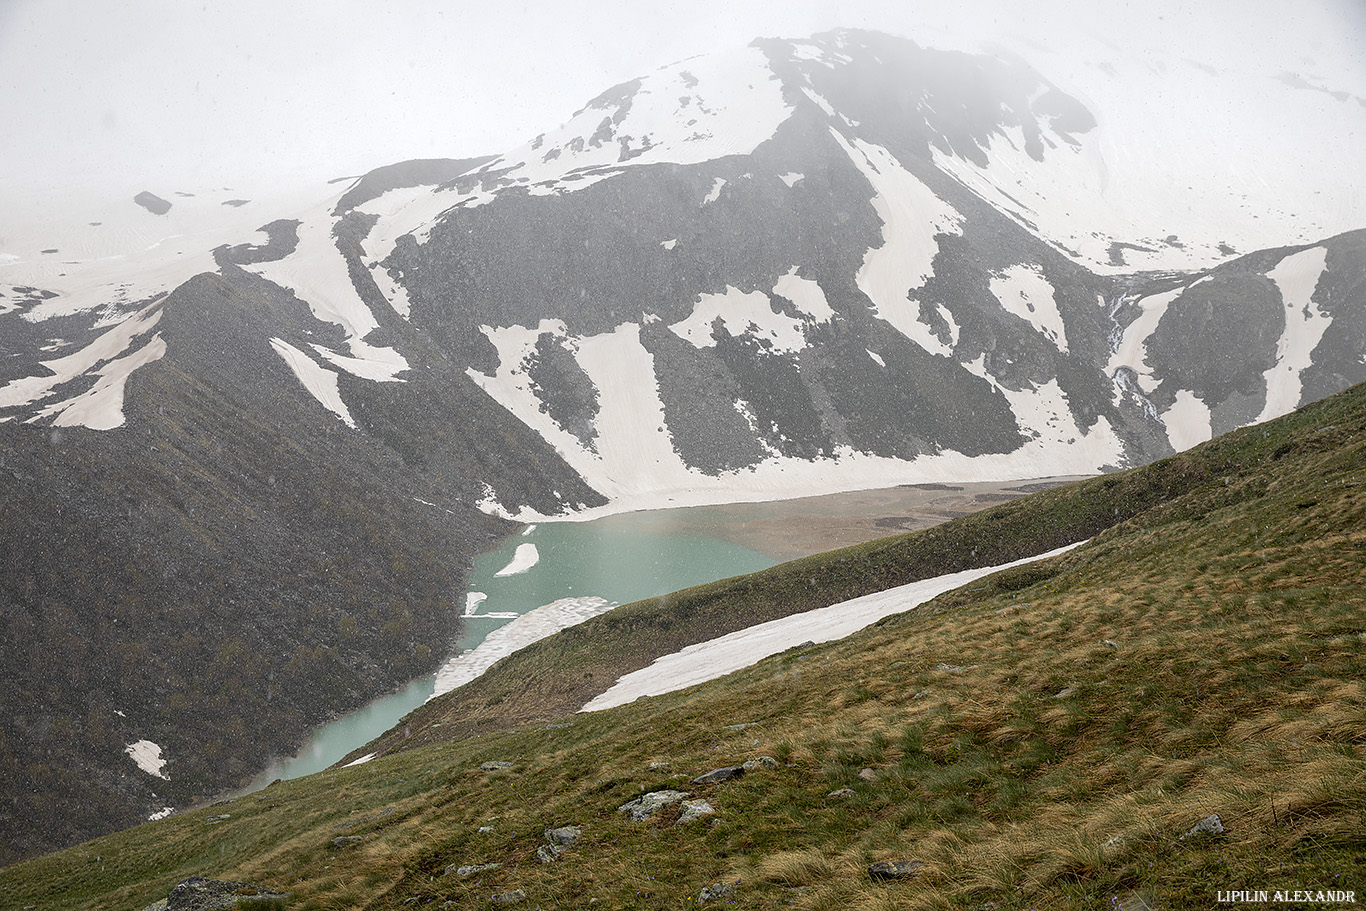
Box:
[693,766,744,785]
[480,761,514,771]
[545,825,582,846]
[447,862,500,877]
[490,890,527,905]
[826,787,856,799]
[647,760,670,771]
[725,722,758,731]
[1182,814,1225,839]
[537,844,565,863]
[204,815,231,824]
[678,799,716,824]
[1103,640,1119,650]
[147,876,288,910]
[618,789,690,821]
[868,860,924,880]
[332,836,364,848]
[134,191,172,216]
[741,756,779,771]
[477,825,496,834]
[858,768,878,781]
[699,880,737,903]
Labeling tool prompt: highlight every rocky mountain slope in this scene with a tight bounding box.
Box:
[1,29,1363,860]
[4,380,1363,909]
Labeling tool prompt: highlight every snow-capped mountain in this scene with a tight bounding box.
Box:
[1,29,1362,859]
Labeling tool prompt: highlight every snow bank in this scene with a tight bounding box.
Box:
[270,337,356,428]
[1256,246,1330,423]
[581,542,1082,711]
[429,596,615,700]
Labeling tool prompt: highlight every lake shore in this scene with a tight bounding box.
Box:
[585,475,1092,561]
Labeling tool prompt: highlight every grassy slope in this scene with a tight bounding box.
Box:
[3,383,1365,910]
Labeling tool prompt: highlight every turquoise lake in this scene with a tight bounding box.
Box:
[248,510,776,787]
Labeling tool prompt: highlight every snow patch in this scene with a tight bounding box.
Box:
[148,807,175,821]
[661,238,678,250]
[430,597,616,700]
[0,297,164,412]
[343,752,377,767]
[464,592,488,616]
[270,338,356,428]
[125,740,169,780]
[39,333,167,430]
[1256,246,1330,422]
[494,542,540,577]
[772,267,834,323]
[866,349,886,368]
[669,286,807,354]
[703,178,727,204]
[1162,389,1213,451]
[779,172,805,187]
[583,543,1082,711]
[832,129,964,356]
[990,263,1069,352]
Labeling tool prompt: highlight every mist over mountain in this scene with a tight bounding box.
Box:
[1,29,1362,861]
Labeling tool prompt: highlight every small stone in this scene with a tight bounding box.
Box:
[858,768,878,781]
[480,761,514,771]
[826,787,856,799]
[868,860,924,880]
[647,760,670,771]
[332,835,364,848]
[544,825,582,846]
[678,799,716,824]
[1182,813,1225,839]
[448,862,500,877]
[477,825,496,834]
[490,889,526,905]
[742,756,779,771]
[699,881,737,903]
[693,766,744,785]
[618,789,690,821]
[536,844,565,863]
[725,722,758,731]
[204,814,231,823]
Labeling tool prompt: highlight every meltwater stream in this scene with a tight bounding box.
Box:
[247,510,776,787]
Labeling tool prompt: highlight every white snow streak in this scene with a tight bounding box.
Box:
[494,543,540,577]
[40,333,167,430]
[1107,286,1184,396]
[1256,246,1330,422]
[990,263,1069,352]
[832,129,964,356]
[582,543,1082,711]
[703,178,727,205]
[125,740,170,780]
[429,597,616,701]
[269,337,356,428]
[248,199,409,381]
[0,298,164,411]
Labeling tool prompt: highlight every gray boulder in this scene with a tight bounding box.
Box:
[618,789,690,821]
[138,876,288,911]
[678,799,716,824]
[693,766,744,785]
[868,860,924,880]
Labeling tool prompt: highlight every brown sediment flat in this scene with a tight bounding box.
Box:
[593,476,1091,561]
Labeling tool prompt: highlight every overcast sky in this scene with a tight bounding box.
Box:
[1,0,1363,203]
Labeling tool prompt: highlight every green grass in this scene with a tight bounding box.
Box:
[4,383,1366,910]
